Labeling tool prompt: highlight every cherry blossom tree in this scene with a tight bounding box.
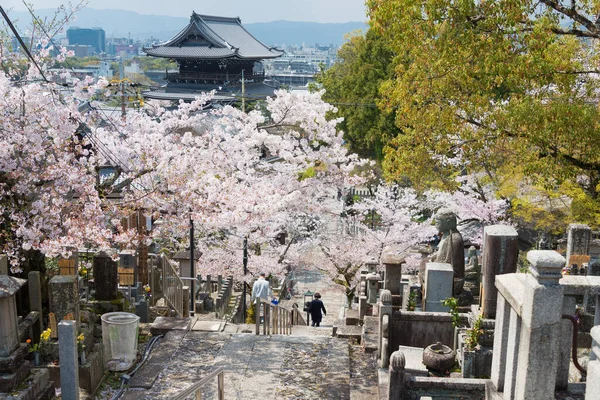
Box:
[287,178,509,303]
[1,25,368,277]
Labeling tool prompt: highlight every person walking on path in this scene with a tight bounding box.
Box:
[251,272,271,304]
[309,292,326,327]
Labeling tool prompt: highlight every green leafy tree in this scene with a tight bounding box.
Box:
[368,0,600,227]
[317,29,401,161]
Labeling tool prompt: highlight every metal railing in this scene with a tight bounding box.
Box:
[161,256,185,317]
[255,299,293,335]
[169,367,225,400]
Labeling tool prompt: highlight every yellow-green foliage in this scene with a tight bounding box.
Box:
[368,0,600,224]
[245,303,256,324]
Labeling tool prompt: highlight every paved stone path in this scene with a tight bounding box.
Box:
[278,265,348,330]
[119,264,378,399]
[121,331,350,400]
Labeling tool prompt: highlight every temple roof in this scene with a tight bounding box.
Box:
[144,12,283,60]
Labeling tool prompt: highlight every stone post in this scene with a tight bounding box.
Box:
[217,274,223,293]
[0,276,26,357]
[556,295,577,389]
[492,250,565,400]
[565,224,591,267]
[49,275,80,334]
[28,271,44,337]
[587,326,600,399]
[366,272,381,304]
[206,275,212,294]
[388,350,406,400]
[379,289,393,364]
[592,295,600,362]
[93,252,118,300]
[58,320,80,400]
[584,261,600,314]
[480,225,518,319]
[423,262,453,312]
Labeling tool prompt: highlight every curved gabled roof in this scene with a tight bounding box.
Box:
[144,12,283,60]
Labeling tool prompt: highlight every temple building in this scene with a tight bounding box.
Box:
[143,12,283,103]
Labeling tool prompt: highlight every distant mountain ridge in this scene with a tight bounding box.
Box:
[8,8,367,47]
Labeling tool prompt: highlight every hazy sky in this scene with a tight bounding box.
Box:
[3,0,368,23]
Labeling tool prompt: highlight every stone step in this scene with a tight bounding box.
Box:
[121,331,352,399]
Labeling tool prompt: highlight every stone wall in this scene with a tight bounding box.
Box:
[390,310,468,350]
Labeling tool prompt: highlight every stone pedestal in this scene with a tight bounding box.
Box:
[480,225,518,319]
[424,263,453,312]
[49,275,80,333]
[93,252,118,301]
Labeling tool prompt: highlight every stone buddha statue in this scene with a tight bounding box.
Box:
[431,208,465,294]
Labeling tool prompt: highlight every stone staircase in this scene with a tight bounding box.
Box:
[120,327,355,400]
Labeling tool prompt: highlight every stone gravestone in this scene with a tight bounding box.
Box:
[93,252,118,301]
[423,262,453,312]
[0,275,49,396]
[565,223,591,268]
[49,275,80,335]
[381,252,403,295]
[0,255,7,275]
[480,225,519,319]
[173,250,192,279]
[0,276,27,358]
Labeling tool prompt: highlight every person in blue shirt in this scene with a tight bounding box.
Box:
[309,292,326,327]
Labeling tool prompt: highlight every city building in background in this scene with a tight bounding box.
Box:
[67,27,106,54]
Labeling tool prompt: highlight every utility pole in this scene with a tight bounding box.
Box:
[190,215,195,315]
[119,60,126,121]
[241,69,245,113]
[242,236,248,321]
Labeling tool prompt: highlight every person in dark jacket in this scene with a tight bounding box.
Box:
[309,292,326,327]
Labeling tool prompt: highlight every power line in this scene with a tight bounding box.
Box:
[0,5,49,83]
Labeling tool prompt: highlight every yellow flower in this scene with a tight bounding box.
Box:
[40,328,52,343]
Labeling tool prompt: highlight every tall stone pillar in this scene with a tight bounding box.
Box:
[28,271,44,336]
[480,225,518,319]
[58,320,80,400]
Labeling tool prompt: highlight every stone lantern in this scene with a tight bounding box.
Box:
[366,272,381,304]
[365,260,378,274]
[0,275,27,357]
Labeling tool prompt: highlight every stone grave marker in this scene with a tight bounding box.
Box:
[49,275,80,334]
[0,254,7,275]
[565,224,591,268]
[480,225,519,319]
[93,252,118,301]
[424,262,453,312]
